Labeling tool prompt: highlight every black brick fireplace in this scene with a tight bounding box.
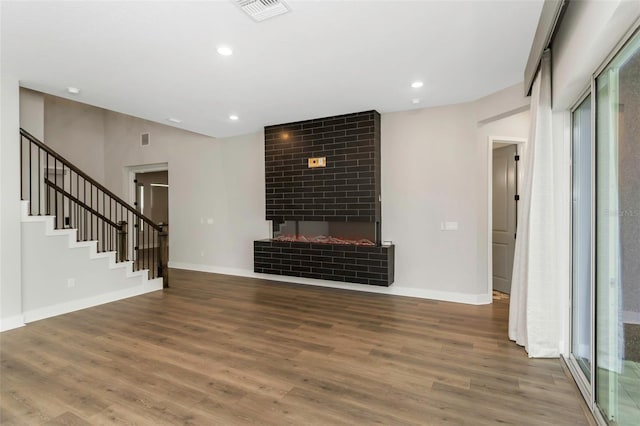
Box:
[254,110,395,286]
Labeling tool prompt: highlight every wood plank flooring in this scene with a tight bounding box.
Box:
[1,269,590,425]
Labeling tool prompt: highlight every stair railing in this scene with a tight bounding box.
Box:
[19,128,168,287]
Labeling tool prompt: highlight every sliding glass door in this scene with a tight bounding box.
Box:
[594,31,640,425]
[571,94,592,386]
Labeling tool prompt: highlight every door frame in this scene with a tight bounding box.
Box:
[126,163,169,255]
[126,163,169,208]
[487,136,527,299]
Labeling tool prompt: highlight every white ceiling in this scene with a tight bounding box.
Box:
[2,0,543,138]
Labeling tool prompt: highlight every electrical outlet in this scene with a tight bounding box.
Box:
[200,251,205,257]
[67,278,75,288]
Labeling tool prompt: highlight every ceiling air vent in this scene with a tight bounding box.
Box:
[140,133,150,147]
[236,0,290,22]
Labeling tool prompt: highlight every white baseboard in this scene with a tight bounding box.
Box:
[623,310,640,325]
[0,315,26,332]
[169,261,492,305]
[23,283,163,324]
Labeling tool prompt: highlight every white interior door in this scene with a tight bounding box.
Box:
[492,144,518,294]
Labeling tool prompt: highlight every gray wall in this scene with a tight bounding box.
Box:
[19,88,44,140]
[15,84,529,307]
[44,95,106,184]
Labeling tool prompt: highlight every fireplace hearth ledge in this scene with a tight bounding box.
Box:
[254,239,394,287]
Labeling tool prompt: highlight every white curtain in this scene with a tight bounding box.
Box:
[509,50,560,357]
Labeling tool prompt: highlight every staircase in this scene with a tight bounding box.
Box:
[19,129,167,323]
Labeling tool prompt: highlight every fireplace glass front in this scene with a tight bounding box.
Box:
[272,220,377,246]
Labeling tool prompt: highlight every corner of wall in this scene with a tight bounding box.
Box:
[1,68,24,327]
[475,82,531,125]
[0,316,25,332]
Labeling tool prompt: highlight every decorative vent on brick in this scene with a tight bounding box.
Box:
[140,133,150,147]
[235,0,289,22]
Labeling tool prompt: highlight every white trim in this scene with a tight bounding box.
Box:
[487,136,527,298]
[0,315,26,332]
[623,310,640,325]
[169,261,492,305]
[593,17,640,79]
[564,355,594,413]
[22,280,163,324]
[593,404,609,426]
[126,162,169,207]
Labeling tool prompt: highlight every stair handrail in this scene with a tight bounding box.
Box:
[20,129,169,288]
[20,129,162,232]
[44,178,121,228]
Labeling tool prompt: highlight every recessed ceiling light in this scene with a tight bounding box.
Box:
[412,98,421,104]
[411,81,424,89]
[167,117,182,123]
[217,46,233,56]
[67,87,80,94]
[229,114,239,121]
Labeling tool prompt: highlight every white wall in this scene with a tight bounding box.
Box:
[553,0,640,110]
[0,3,24,330]
[21,216,161,323]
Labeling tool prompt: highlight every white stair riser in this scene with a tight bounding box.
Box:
[20,201,162,324]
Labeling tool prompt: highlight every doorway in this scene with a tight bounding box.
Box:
[487,137,526,297]
[126,163,169,267]
[134,170,168,226]
[492,144,518,294]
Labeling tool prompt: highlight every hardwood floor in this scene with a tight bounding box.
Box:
[1,269,589,425]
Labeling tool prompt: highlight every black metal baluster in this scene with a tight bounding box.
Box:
[62,164,65,227]
[20,137,24,201]
[46,152,50,215]
[37,147,41,215]
[146,222,149,272]
[107,197,110,250]
[28,141,32,215]
[82,179,86,240]
[91,184,94,240]
[102,192,105,250]
[134,214,139,271]
[153,229,156,278]
[76,173,79,233]
[54,157,58,227]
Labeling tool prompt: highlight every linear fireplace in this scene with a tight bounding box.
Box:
[254,110,395,286]
[272,220,376,246]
